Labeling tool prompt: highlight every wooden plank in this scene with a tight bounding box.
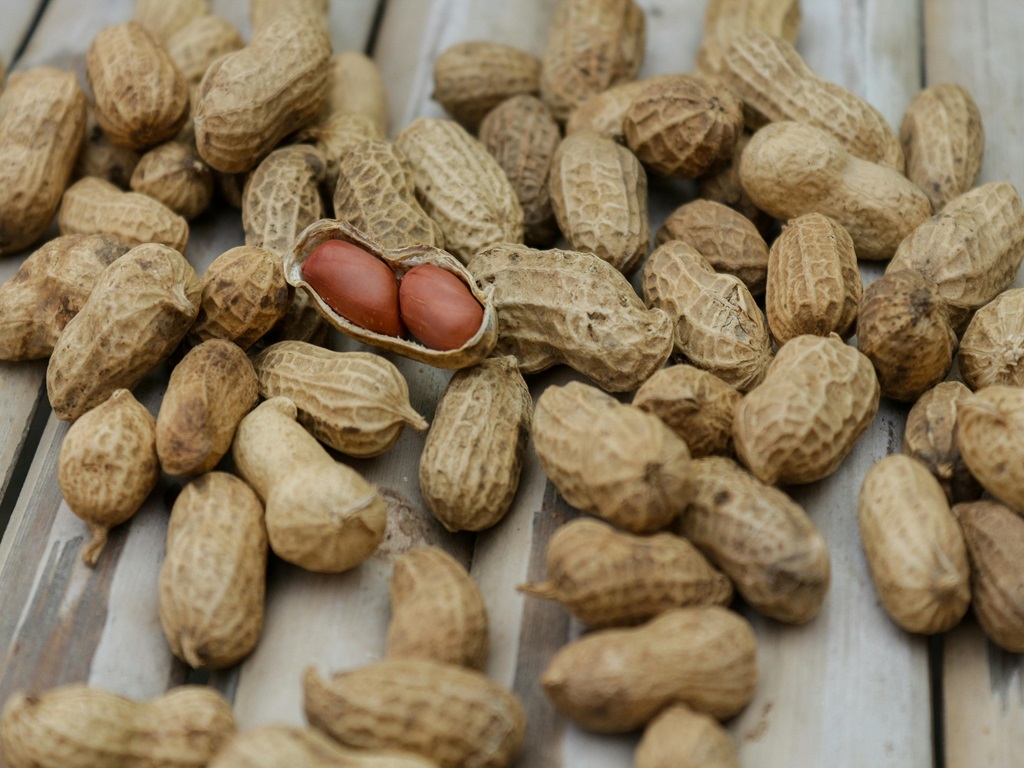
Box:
[925,3,1024,765]
[0,1,44,67]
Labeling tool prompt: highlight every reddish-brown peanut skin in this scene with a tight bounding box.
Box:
[399,265,484,351]
[301,240,404,338]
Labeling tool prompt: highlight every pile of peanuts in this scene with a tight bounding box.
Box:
[0,0,1022,765]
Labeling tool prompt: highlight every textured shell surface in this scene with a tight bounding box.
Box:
[469,243,673,391]
[634,704,740,768]
[74,103,141,188]
[395,117,524,264]
[565,78,665,142]
[165,14,244,87]
[419,356,531,531]
[858,454,971,634]
[243,144,327,257]
[134,0,210,43]
[733,333,880,484]
[642,240,773,392]
[903,381,981,504]
[959,288,1024,389]
[677,456,830,623]
[323,51,390,135]
[297,112,385,194]
[532,381,691,533]
[549,130,649,273]
[698,131,771,231]
[130,141,214,221]
[956,385,1024,514]
[695,0,801,78]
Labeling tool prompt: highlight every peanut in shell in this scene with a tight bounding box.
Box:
[243,144,327,257]
[956,385,1024,515]
[134,0,209,43]
[957,287,1024,390]
[695,0,801,79]
[164,14,244,87]
[208,726,438,768]
[635,704,739,768]
[323,52,390,135]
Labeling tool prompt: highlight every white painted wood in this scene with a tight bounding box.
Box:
[0,1,44,65]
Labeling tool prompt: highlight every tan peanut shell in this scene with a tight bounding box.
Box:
[903,381,981,504]
[266,288,330,347]
[540,0,646,122]
[900,83,983,211]
[642,240,773,392]
[323,52,390,135]
[87,22,189,150]
[957,386,1024,514]
[633,365,740,458]
[243,144,327,257]
[733,333,880,484]
[656,199,769,296]
[251,0,328,33]
[565,77,672,142]
[189,245,291,349]
[858,454,971,634]
[698,132,771,234]
[0,234,130,361]
[0,67,86,254]
[252,341,427,458]
[478,95,561,246]
[723,32,903,169]
[60,176,189,253]
[635,704,739,768]
[47,243,200,421]
[678,456,829,622]
[0,684,235,768]
[418,356,531,531]
[533,381,691,533]
[959,288,1024,389]
[887,182,1024,329]
[160,472,267,669]
[165,15,244,88]
[623,75,744,178]
[954,501,1024,653]
[131,141,214,221]
[469,243,673,391]
[209,726,439,768]
[857,270,957,402]
[549,130,649,273]
[232,397,387,573]
[387,547,488,669]
[304,659,526,768]
[134,0,209,43]
[519,518,733,627]
[156,340,258,476]
[432,41,541,131]
[741,121,930,260]
[541,607,757,731]
[765,212,860,344]
[395,118,524,264]
[332,138,444,249]
[57,389,158,566]
[298,112,385,195]
[194,15,330,173]
[695,0,801,78]
[74,103,141,188]
[285,219,498,368]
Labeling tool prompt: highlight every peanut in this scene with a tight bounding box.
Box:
[250,0,328,34]
[297,112,384,195]
[565,77,670,142]
[698,132,772,234]
[549,130,649,273]
[243,144,327,257]
[189,245,291,349]
[432,41,541,131]
[395,117,524,264]
[541,607,758,731]
[956,385,1024,514]
[87,22,190,149]
[46,243,200,421]
[59,176,189,253]
[739,121,931,260]
[858,454,971,634]
[533,381,691,533]
[418,356,531,531]
[134,0,209,43]
[387,547,488,669]
[193,14,330,173]
[232,397,387,573]
[156,340,258,476]
[468,243,673,392]
[959,288,1024,389]
[723,31,903,169]
[0,234,130,361]
[323,52,390,135]
[633,365,741,458]
[209,726,439,768]
[953,501,1024,653]
[887,181,1024,330]
[540,0,646,122]
[399,264,484,351]
[900,83,984,211]
[159,472,267,669]
[656,199,770,296]
[266,289,330,347]
[304,659,526,768]
[903,381,982,504]
[635,704,739,768]
[164,14,244,88]
[57,389,158,566]
[695,0,801,79]
[678,456,830,623]
[642,240,773,392]
[252,341,428,458]
[733,333,879,484]
[74,102,141,188]
[130,141,214,221]
[519,518,733,627]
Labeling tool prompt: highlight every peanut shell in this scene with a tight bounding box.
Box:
[243,144,327,257]
[698,132,772,233]
[130,141,214,221]
[297,112,385,195]
[250,0,328,33]
[209,726,438,768]
[323,52,389,135]
[635,704,739,768]
[959,288,1024,389]
[956,385,1024,514]
[695,0,801,78]
[74,102,141,188]
[134,0,209,43]
[164,14,243,87]
[565,78,666,142]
